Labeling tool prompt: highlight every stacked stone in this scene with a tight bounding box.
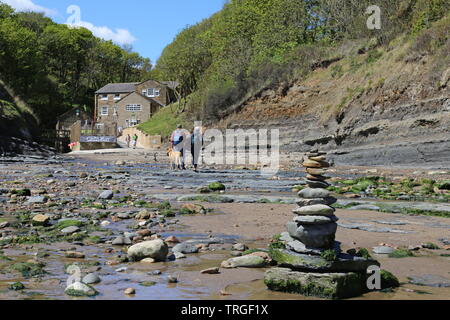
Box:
[264,150,381,299]
[285,151,339,255]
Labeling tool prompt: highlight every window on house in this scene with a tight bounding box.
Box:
[101,106,109,116]
[114,94,121,100]
[128,119,140,126]
[101,94,108,100]
[147,88,155,97]
[125,104,142,112]
[154,89,160,97]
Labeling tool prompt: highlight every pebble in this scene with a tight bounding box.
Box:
[65,251,85,259]
[372,246,395,254]
[61,226,80,234]
[201,267,220,274]
[124,288,136,295]
[168,275,178,283]
[115,267,127,273]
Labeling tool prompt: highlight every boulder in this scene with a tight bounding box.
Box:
[65,282,98,297]
[127,239,169,262]
[264,268,366,299]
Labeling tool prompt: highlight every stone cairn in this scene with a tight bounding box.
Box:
[264,150,380,299]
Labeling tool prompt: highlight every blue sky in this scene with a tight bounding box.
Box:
[3,0,225,64]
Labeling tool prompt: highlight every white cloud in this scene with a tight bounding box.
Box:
[71,21,137,46]
[2,0,57,16]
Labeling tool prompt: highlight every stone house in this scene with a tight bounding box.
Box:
[56,106,92,131]
[94,80,179,130]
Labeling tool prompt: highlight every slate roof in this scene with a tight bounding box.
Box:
[120,91,166,107]
[95,82,140,94]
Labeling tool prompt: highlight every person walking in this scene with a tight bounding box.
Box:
[125,134,131,148]
[171,124,187,170]
[132,134,138,149]
[191,126,203,172]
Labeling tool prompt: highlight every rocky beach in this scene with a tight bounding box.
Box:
[0,149,449,300]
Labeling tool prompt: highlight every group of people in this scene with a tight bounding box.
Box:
[125,134,139,149]
[170,124,204,171]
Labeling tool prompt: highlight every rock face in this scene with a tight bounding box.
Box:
[127,239,169,262]
[265,151,385,299]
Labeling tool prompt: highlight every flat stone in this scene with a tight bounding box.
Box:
[293,215,338,225]
[372,246,395,254]
[27,196,48,204]
[221,255,268,268]
[293,204,335,216]
[270,249,380,273]
[174,252,186,259]
[296,197,337,207]
[306,180,330,189]
[287,222,337,248]
[201,267,220,274]
[408,274,450,288]
[61,226,80,234]
[65,251,85,259]
[306,174,329,182]
[286,240,325,255]
[172,242,199,254]
[265,268,367,299]
[348,205,381,211]
[298,188,331,199]
[303,160,330,169]
[306,168,327,176]
[124,288,136,295]
[98,190,114,200]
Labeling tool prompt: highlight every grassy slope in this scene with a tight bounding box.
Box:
[138,104,188,138]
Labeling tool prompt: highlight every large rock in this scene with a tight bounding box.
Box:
[221,255,268,268]
[264,268,366,299]
[293,204,335,216]
[127,239,169,262]
[65,282,98,297]
[287,221,337,248]
[269,249,380,273]
[298,188,331,199]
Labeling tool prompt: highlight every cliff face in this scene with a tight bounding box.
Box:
[218,41,450,168]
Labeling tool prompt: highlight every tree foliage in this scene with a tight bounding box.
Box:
[0,2,151,128]
[153,0,450,122]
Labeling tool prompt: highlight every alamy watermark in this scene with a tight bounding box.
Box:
[366,5,382,30]
[177,122,280,176]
